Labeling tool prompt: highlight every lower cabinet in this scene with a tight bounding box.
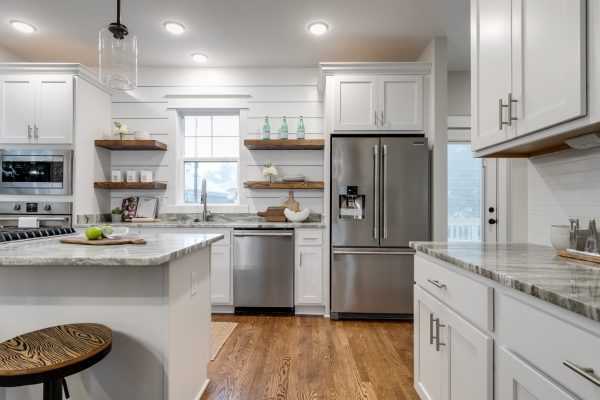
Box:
[414,286,493,400]
[295,229,324,305]
[209,245,231,305]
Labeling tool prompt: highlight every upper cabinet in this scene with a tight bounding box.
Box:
[321,62,430,133]
[471,0,587,154]
[0,74,73,144]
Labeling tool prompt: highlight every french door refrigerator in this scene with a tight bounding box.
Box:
[330,135,430,319]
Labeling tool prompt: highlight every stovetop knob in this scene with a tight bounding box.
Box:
[43,205,51,211]
[13,204,21,211]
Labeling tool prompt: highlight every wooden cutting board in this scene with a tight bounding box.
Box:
[557,250,600,264]
[257,206,287,222]
[283,191,300,212]
[59,237,147,245]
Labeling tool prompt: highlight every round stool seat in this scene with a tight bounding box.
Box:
[0,323,112,388]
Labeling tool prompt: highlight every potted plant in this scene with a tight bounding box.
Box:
[111,207,123,223]
[262,163,278,182]
[113,121,128,140]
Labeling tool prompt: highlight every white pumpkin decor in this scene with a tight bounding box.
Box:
[284,208,310,222]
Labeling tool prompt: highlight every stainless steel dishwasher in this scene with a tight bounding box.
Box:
[233,229,294,313]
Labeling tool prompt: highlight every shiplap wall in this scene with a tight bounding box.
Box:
[109,67,324,214]
[528,147,600,245]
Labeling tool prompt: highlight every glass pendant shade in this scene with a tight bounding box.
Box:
[99,24,137,90]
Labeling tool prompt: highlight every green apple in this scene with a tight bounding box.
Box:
[85,226,103,240]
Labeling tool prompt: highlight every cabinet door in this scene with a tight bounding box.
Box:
[511,0,586,137]
[378,75,423,130]
[332,75,378,130]
[497,347,578,400]
[0,76,35,143]
[471,0,513,151]
[210,246,232,305]
[414,286,443,400]
[35,75,74,144]
[442,306,493,400]
[295,245,323,305]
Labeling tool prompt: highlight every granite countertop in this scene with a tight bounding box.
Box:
[0,233,223,267]
[410,242,600,323]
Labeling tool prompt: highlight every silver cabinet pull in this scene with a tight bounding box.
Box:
[563,360,600,387]
[233,232,293,237]
[508,93,518,126]
[374,110,378,127]
[499,98,509,130]
[381,110,384,127]
[427,279,447,289]
[435,318,446,351]
[429,313,435,345]
[299,252,303,268]
[27,124,32,139]
[373,145,379,240]
[34,125,39,139]
[382,144,388,239]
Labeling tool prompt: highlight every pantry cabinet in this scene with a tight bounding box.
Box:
[0,74,73,144]
[471,0,586,152]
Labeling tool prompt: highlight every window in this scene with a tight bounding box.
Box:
[447,143,483,242]
[182,113,239,204]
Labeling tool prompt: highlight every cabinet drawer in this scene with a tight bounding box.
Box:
[414,254,493,332]
[498,293,600,400]
[295,229,323,246]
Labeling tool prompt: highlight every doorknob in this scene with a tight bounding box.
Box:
[488,218,497,225]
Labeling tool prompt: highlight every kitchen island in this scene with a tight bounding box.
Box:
[0,232,223,400]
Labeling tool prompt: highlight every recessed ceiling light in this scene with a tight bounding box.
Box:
[163,21,186,35]
[9,20,36,34]
[308,22,329,36]
[191,53,209,63]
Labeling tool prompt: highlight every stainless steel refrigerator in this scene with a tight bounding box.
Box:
[330,135,430,319]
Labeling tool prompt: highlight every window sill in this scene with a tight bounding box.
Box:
[162,204,250,214]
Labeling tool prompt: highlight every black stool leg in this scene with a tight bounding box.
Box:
[42,380,63,400]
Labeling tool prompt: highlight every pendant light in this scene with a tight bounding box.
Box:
[99,0,137,90]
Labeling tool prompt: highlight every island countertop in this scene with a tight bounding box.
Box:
[0,233,224,267]
[410,242,600,323]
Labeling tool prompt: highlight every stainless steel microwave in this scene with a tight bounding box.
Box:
[0,149,73,195]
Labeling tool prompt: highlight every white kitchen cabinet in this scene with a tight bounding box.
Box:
[471,0,586,152]
[415,286,443,400]
[210,245,232,305]
[332,74,424,131]
[295,229,323,305]
[0,74,73,144]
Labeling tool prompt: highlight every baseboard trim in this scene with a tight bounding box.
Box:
[211,305,234,314]
[194,379,210,400]
[295,305,326,315]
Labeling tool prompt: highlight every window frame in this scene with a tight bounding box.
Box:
[178,109,241,205]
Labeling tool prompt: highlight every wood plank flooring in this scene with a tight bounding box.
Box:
[201,315,420,400]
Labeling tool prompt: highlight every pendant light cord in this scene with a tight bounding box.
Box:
[116,0,121,25]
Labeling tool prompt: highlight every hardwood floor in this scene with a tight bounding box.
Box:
[201,315,420,400]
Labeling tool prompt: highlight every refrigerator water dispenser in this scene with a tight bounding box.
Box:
[338,186,365,220]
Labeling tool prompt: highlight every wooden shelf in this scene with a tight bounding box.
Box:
[95,140,168,151]
[243,181,324,190]
[94,182,168,190]
[244,139,324,150]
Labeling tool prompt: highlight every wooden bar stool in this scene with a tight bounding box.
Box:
[0,323,112,400]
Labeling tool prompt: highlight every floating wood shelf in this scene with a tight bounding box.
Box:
[243,139,324,150]
[94,182,168,190]
[95,140,168,151]
[243,181,324,190]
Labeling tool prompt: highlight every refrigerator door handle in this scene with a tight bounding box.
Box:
[333,250,415,256]
[373,145,379,240]
[382,144,388,239]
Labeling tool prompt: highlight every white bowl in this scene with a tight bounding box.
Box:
[134,131,150,140]
[550,225,570,250]
[106,227,129,239]
[284,208,310,222]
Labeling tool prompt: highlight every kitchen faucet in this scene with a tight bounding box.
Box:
[201,179,211,222]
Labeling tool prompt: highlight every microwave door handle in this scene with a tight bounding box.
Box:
[373,145,379,240]
[0,217,69,222]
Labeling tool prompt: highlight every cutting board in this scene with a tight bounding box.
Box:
[257,206,287,222]
[557,250,600,264]
[283,191,300,212]
[59,237,147,245]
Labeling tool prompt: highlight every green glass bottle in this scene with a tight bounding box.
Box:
[262,116,270,140]
[297,116,305,140]
[280,116,288,140]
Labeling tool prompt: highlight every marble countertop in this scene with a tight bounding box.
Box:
[0,233,224,267]
[410,242,600,323]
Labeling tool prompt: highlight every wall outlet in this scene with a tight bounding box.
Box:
[191,270,198,297]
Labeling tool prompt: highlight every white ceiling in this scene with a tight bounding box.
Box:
[0,0,470,70]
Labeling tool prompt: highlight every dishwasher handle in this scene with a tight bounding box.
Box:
[233,232,293,237]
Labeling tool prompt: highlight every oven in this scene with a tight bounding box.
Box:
[0,149,73,195]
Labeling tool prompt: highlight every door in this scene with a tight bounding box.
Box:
[35,75,73,144]
[511,0,586,137]
[471,0,513,151]
[380,137,430,247]
[0,76,35,144]
[497,347,579,400]
[442,306,493,400]
[332,75,378,130]
[331,136,380,247]
[295,246,323,305]
[414,286,443,400]
[331,248,414,314]
[378,75,424,131]
[210,246,231,305]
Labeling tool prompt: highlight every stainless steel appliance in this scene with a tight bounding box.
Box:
[233,229,294,313]
[0,149,73,195]
[0,201,75,243]
[330,135,430,319]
